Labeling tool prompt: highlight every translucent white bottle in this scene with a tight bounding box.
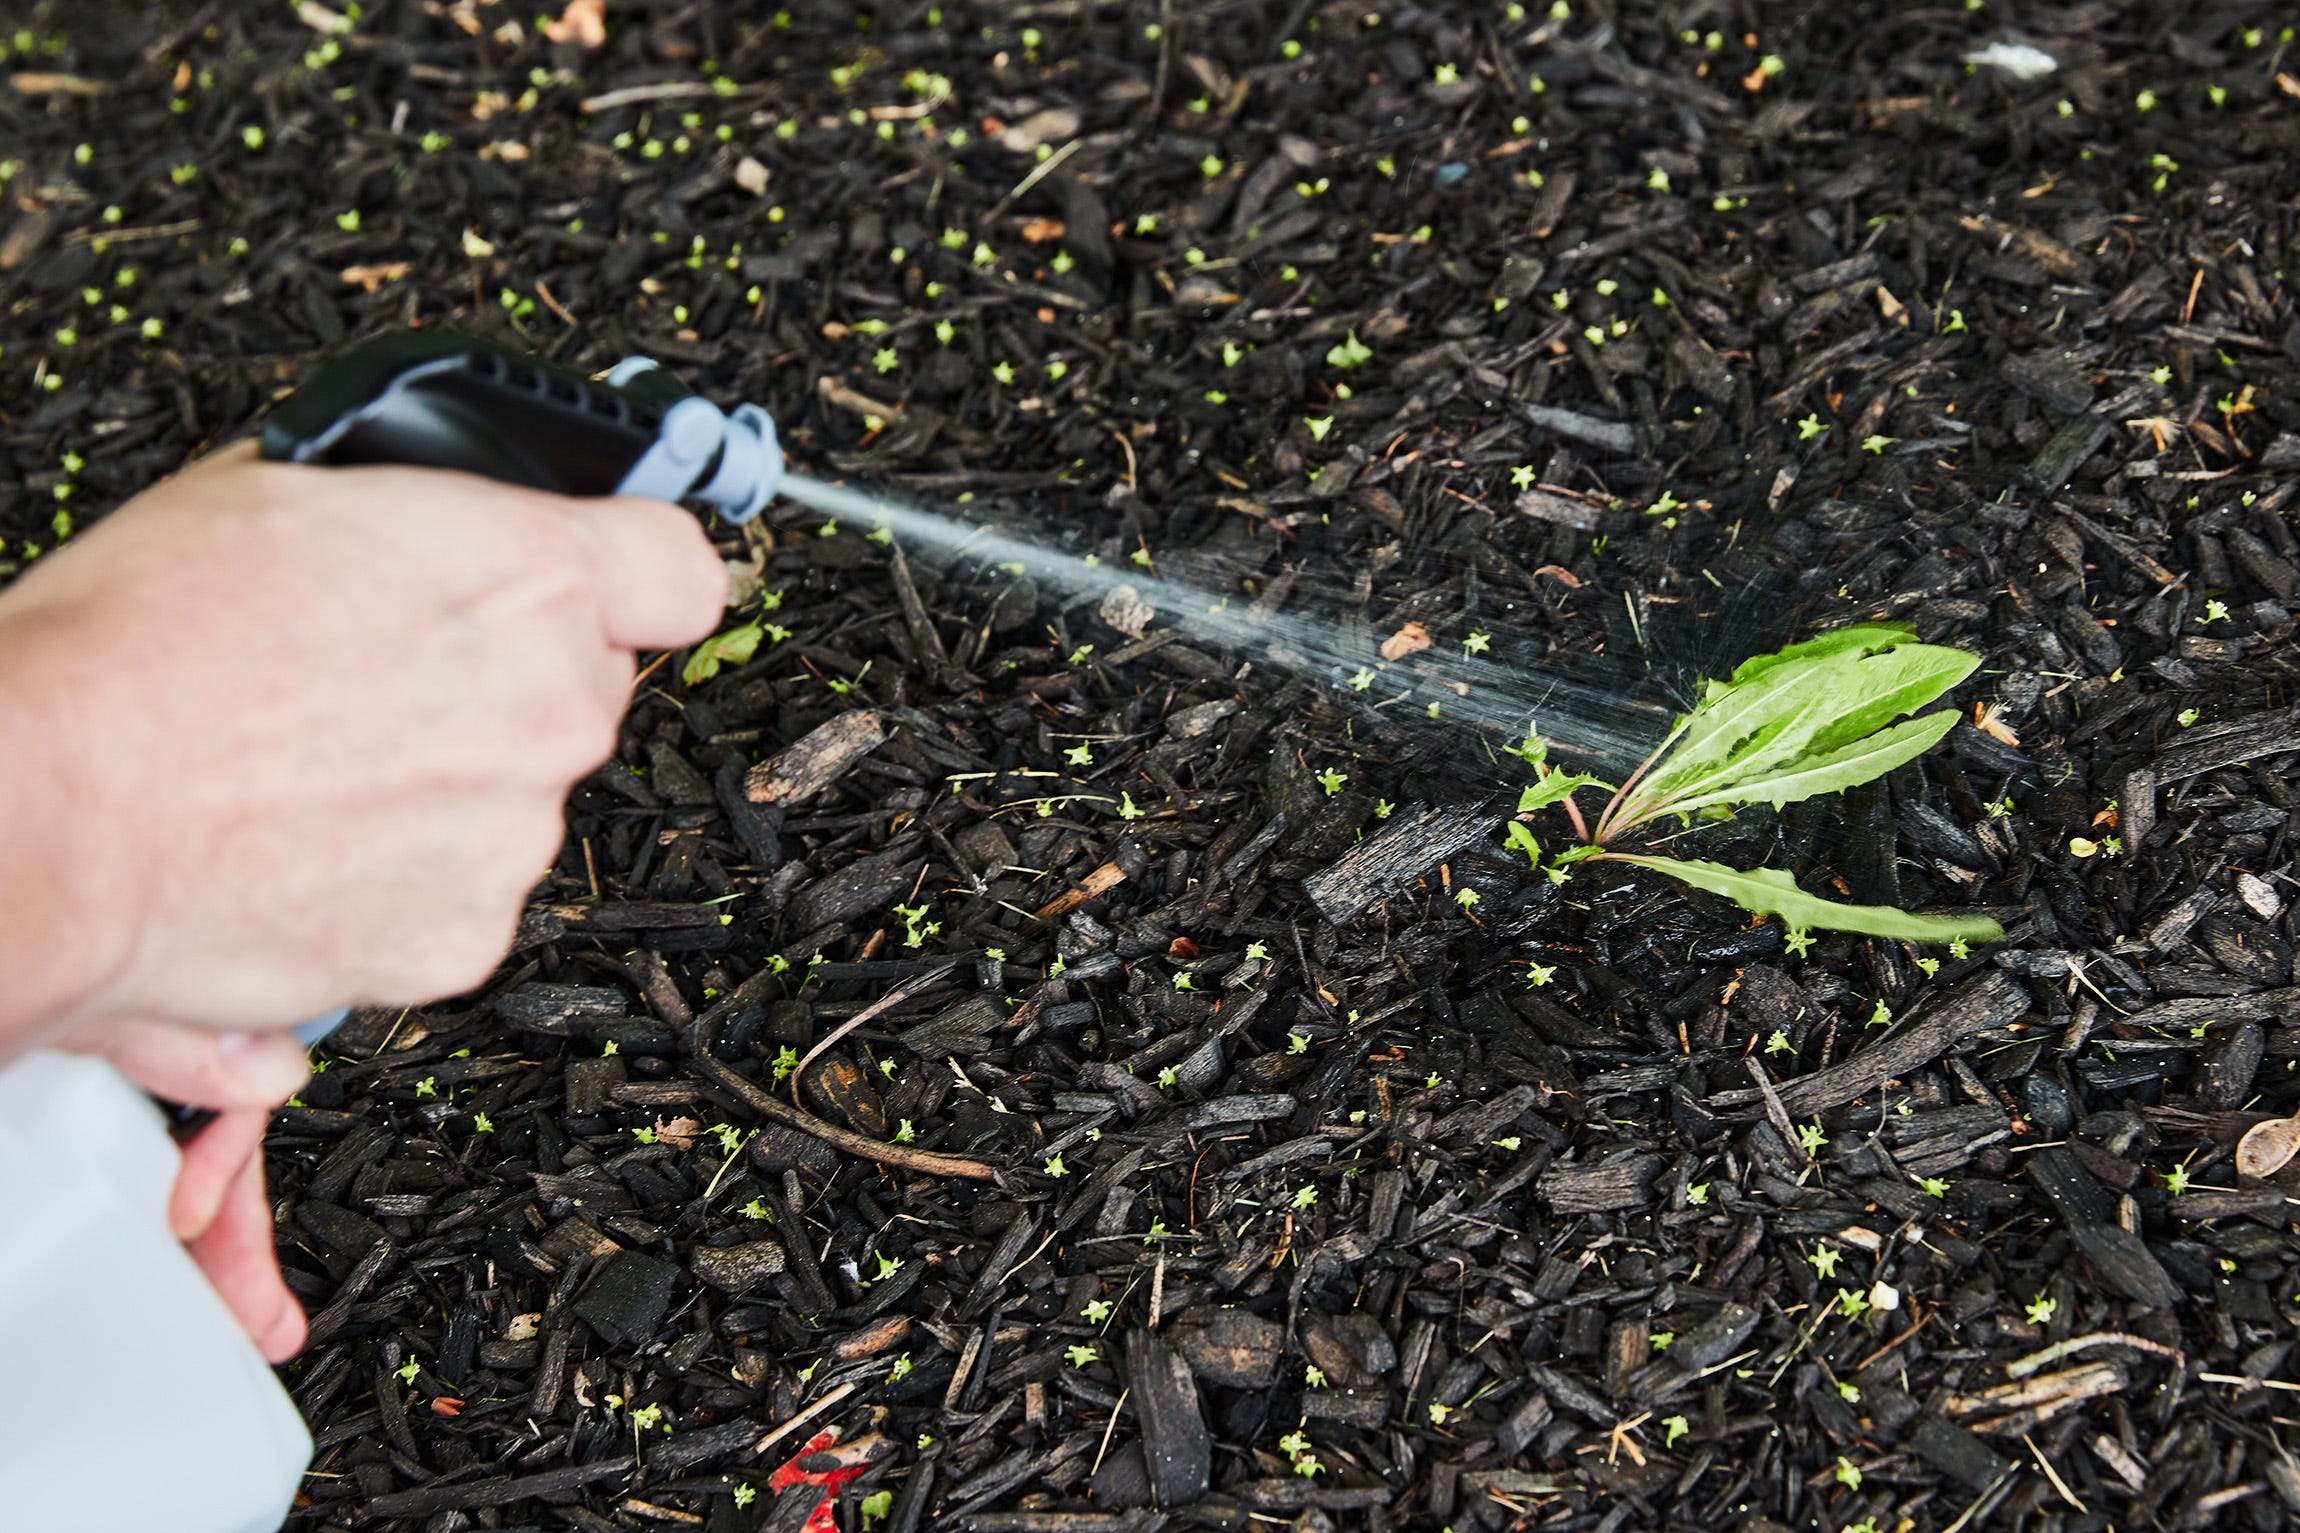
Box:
[0,1050,312,1532]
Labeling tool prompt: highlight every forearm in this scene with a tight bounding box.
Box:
[0,603,132,1059]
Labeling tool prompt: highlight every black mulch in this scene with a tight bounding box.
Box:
[6,2,2300,1529]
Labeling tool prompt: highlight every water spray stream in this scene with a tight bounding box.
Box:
[775,471,1676,773]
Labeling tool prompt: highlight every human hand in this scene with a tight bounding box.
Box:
[0,441,727,1043]
[46,1019,312,1360]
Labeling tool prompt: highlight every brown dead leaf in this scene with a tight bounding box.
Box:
[2237,1115,2300,1179]
[1167,936,1202,960]
[1018,217,1067,244]
[340,262,412,293]
[1531,564,1583,587]
[538,0,607,49]
[1380,621,1433,661]
[652,1115,704,1150]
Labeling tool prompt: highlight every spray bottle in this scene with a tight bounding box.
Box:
[0,329,812,1532]
[2,328,1618,1527]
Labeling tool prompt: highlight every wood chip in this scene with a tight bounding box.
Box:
[1033,860,1126,921]
[10,72,106,96]
[745,710,889,804]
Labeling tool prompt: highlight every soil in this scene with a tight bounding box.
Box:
[6,2,2300,1530]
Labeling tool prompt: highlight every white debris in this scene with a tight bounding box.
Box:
[1099,583,1155,639]
[1965,42,2058,80]
[1869,1280,1902,1313]
[2237,870,2284,921]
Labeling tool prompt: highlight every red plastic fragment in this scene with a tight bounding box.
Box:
[767,1427,870,1533]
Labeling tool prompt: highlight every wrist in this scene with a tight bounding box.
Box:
[0,603,139,1052]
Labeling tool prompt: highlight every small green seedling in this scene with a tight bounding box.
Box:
[1504,625,2005,946]
[1278,1430,1323,1477]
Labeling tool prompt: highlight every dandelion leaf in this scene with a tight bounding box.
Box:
[1609,856,2003,944]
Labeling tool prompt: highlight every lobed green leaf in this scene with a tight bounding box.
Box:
[1606,855,2004,944]
[1518,771,1612,815]
[1704,622,1919,697]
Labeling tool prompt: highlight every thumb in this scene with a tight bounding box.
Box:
[70,1020,313,1111]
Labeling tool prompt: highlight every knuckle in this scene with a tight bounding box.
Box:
[529,694,619,777]
[490,506,598,596]
[510,802,574,872]
[416,918,517,1000]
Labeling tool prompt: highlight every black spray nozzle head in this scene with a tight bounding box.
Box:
[263,329,782,522]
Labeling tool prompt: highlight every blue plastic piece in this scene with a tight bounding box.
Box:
[294,1008,349,1047]
[604,359,784,521]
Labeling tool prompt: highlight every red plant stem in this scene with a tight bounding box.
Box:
[1560,790,1591,844]
[1592,724,1682,843]
[1592,755,1656,843]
